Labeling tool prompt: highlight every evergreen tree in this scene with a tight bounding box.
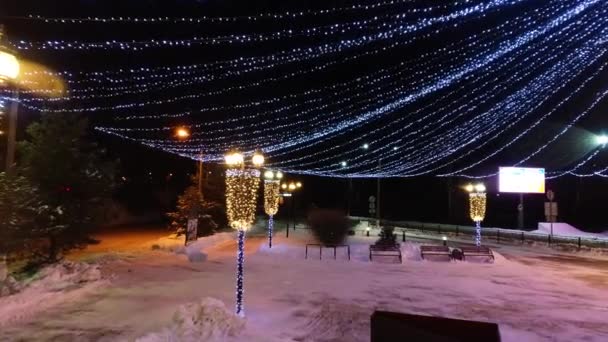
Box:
[0,173,62,262]
[376,226,398,246]
[166,181,220,238]
[18,113,116,261]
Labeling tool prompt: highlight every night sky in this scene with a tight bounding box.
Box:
[1,0,607,231]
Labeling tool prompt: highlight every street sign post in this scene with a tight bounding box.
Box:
[545,190,557,237]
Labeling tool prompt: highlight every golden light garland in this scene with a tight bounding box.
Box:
[263,180,280,216]
[225,168,261,230]
[469,192,487,222]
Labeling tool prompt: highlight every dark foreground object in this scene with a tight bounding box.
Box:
[371,311,501,342]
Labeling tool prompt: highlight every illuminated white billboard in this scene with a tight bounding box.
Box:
[498,167,545,194]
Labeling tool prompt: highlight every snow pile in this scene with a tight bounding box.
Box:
[136,297,245,342]
[0,261,101,297]
[29,261,102,290]
[534,222,608,239]
[0,261,104,326]
[153,232,235,262]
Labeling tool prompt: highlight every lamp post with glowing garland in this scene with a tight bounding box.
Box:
[263,170,282,248]
[465,183,487,247]
[224,150,264,317]
[281,180,302,238]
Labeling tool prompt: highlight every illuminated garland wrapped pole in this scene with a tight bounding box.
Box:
[465,183,487,247]
[224,150,264,317]
[263,170,282,248]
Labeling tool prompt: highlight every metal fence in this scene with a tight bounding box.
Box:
[349,216,608,250]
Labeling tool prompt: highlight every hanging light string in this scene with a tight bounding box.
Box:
[96,10,608,176]
[11,0,526,52]
[89,1,577,139]
[102,17,590,158]
[251,0,602,161]
[15,0,541,114]
[9,1,454,24]
[20,10,542,105]
[269,13,601,170]
[12,7,479,50]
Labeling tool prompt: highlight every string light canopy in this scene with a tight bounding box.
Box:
[4,0,608,178]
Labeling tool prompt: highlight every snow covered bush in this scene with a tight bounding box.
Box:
[136,297,245,342]
[0,173,64,264]
[307,209,350,245]
[167,184,220,238]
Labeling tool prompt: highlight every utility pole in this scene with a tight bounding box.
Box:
[376,159,381,229]
[197,152,204,199]
[0,26,19,174]
[5,92,17,174]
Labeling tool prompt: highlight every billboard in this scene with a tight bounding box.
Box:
[498,167,545,193]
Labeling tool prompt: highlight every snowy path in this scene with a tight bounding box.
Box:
[1,231,607,341]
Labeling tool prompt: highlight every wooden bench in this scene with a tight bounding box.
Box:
[420,245,451,260]
[370,244,402,263]
[461,246,494,261]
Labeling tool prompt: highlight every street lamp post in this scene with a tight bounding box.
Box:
[224,150,264,317]
[281,180,302,237]
[0,28,21,173]
[465,183,487,247]
[263,170,282,248]
[174,127,205,197]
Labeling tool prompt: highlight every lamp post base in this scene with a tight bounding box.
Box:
[475,221,482,247]
[268,216,273,248]
[236,229,245,317]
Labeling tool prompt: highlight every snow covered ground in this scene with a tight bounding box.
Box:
[534,222,608,239]
[1,228,607,341]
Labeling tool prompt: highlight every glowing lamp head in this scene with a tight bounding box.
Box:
[465,184,474,193]
[340,161,347,167]
[252,150,265,167]
[442,236,447,241]
[362,143,369,150]
[175,127,190,139]
[596,135,608,146]
[281,183,287,189]
[474,183,486,193]
[288,183,296,191]
[296,182,302,188]
[225,151,244,167]
[275,171,284,179]
[264,170,275,180]
[0,50,19,81]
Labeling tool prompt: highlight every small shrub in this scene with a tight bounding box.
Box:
[307,209,350,246]
[376,227,398,246]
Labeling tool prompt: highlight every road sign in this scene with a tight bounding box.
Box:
[369,196,376,203]
[544,202,558,220]
[186,219,198,245]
